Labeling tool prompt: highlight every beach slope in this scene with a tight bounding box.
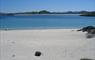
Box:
[0,29,95,60]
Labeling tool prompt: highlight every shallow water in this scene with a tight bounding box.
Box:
[0,14,95,29]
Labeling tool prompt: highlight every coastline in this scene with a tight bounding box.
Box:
[0,28,78,31]
[0,26,83,31]
[13,14,80,16]
[1,29,95,60]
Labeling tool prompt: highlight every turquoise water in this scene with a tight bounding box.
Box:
[0,14,95,29]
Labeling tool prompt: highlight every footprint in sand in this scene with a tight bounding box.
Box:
[12,54,16,57]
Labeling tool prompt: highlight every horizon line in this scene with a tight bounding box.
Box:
[0,10,95,13]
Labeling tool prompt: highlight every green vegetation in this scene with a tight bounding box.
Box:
[39,10,50,14]
[30,10,50,14]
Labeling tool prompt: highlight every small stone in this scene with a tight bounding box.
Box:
[35,51,41,57]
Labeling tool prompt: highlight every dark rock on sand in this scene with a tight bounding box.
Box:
[35,51,42,57]
[78,26,95,32]
[86,33,93,38]
[80,58,93,60]
[77,26,95,38]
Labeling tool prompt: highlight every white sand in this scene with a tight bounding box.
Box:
[0,29,95,60]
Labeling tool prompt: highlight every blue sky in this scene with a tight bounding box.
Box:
[0,0,95,13]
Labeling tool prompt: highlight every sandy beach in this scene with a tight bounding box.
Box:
[0,29,95,60]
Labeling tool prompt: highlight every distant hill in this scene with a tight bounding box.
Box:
[0,10,95,16]
[0,12,15,16]
[80,11,95,16]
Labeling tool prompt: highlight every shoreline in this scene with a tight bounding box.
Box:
[0,26,85,30]
[14,14,80,16]
[0,27,81,30]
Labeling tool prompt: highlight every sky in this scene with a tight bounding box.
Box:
[0,0,95,13]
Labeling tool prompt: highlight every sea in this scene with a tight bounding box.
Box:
[0,14,95,30]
